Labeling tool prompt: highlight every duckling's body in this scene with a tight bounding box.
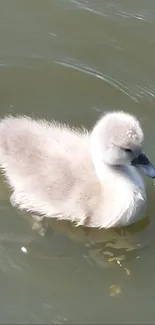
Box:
[0,112,153,228]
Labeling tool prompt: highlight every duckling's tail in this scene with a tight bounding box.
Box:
[0,115,20,166]
[0,117,9,166]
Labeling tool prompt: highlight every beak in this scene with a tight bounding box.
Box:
[131,153,155,178]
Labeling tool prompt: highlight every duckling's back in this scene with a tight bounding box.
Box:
[0,116,102,225]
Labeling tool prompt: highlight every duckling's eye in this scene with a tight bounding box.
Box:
[124,148,132,153]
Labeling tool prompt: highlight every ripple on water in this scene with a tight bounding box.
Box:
[54,59,139,102]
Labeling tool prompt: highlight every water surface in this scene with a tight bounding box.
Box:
[0,0,155,323]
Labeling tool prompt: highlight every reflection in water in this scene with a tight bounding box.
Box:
[47,215,151,267]
[0,196,151,270]
[8,206,150,271]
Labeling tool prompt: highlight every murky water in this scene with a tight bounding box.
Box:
[1,0,155,323]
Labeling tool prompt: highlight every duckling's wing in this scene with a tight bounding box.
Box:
[0,116,93,219]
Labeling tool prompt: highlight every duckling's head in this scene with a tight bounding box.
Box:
[91,111,155,178]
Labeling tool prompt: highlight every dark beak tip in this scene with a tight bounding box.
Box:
[131,153,155,179]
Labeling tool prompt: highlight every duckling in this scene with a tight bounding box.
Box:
[0,111,154,228]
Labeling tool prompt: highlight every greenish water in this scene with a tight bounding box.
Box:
[0,0,155,323]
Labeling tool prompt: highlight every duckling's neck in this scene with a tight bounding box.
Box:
[91,148,146,227]
[90,133,146,227]
[93,154,144,191]
[90,139,145,192]
[91,155,120,183]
